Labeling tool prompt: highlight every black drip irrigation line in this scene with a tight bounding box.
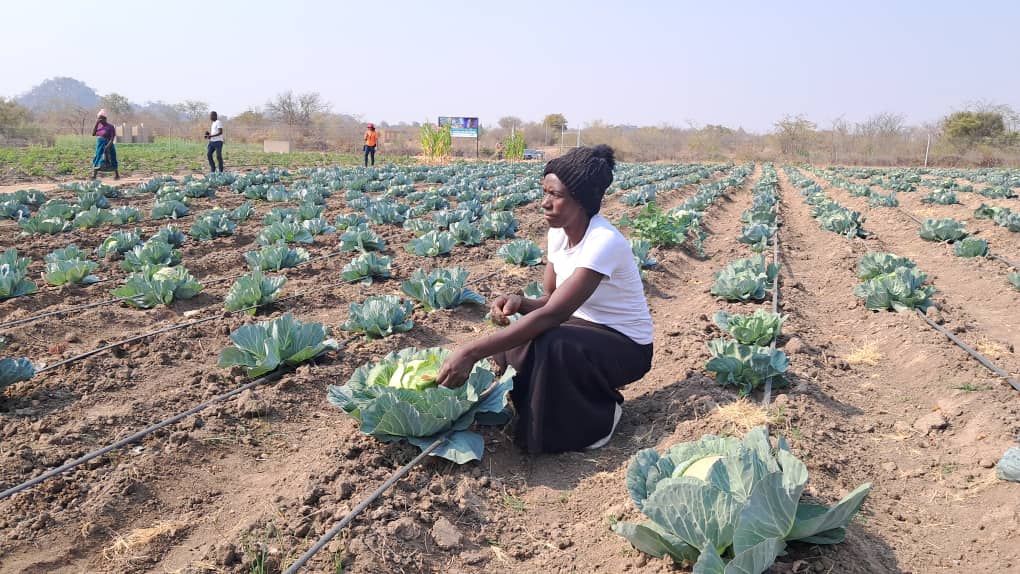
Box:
[283,433,448,574]
[762,192,782,406]
[916,311,1020,392]
[0,368,289,502]
[0,249,346,330]
[283,382,503,574]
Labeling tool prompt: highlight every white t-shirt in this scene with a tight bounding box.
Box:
[547,215,654,345]
[209,119,224,142]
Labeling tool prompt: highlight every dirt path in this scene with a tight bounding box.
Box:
[811,173,1020,359]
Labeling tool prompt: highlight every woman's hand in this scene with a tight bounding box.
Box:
[489,295,523,326]
[437,347,478,389]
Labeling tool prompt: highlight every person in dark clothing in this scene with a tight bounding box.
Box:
[436,145,654,453]
[204,111,224,172]
[91,109,120,180]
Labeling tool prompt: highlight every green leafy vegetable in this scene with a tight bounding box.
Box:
[497,239,543,266]
[919,218,968,242]
[0,357,35,390]
[449,219,483,246]
[327,346,514,463]
[479,211,518,239]
[1009,272,1020,292]
[853,268,935,313]
[713,310,785,346]
[95,229,142,257]
[953,237,988,258]
[406,230,456,257]
[339,225,386,253]
[401,267,485,311]
[705,338,788,394]
[190,211,236,240]
[710,255,778,302]
[112,265,203,308]
[151,199,189,220]
[341,252,392,284]
[217,313,338,377]
[341,295,414,339]
[244,242,310,272]
[630,238,658,270]
[18,216,72,234]
[43,245,99,286]
[0,249,38,299]
[121,239,182,272]
[152,225,186,247]
[72,206,111,229]
[109,206,142,224]
[224,269,287,314]
[857,252,915,280]
[613,426,871,570]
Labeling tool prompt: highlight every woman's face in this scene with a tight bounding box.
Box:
[541,173,586,229]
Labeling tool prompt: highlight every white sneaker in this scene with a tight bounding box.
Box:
[585,403,623,450]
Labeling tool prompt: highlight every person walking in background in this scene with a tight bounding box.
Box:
[91,109,119,180]
[364,123,379,167]
[204,111,224,172]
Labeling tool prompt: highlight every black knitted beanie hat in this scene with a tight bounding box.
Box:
[543,144,616,216]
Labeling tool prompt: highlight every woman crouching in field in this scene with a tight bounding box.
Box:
[436,145,654,452]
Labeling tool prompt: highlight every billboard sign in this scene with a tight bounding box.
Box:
[439,116,479,138]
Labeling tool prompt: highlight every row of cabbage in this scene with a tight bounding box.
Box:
[836,166,1018,198]
[706,164,786,395]
[784,166,867,238]
[611,164,870,573]
[621,163,753,270]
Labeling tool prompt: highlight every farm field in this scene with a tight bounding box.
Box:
[0,141,410,183]
[1,159,1019,574]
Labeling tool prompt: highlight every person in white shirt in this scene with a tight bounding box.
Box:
[437,145,654,453]
[204,111,224,172]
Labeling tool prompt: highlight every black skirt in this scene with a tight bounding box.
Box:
[505,317,653,453]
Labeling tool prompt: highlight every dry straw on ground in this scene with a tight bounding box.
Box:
[102,520,187,561]
[712,399,769,434]
[846,343,883,366]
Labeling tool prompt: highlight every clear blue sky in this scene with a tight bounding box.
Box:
[2,0,1017,132]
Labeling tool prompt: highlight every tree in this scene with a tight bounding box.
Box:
[232,108,266,126]
[543,113,568,131]
[773,114,817,158]
[266,91,330,127]
[99,93,133,117]
[0,98,33,137]
[498,116,523,130]
[174,100,210,122]
[943,111,1007,149]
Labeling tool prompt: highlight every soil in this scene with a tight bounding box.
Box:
[1,164,1018,574]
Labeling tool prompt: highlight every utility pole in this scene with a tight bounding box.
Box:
[924,133,931,167]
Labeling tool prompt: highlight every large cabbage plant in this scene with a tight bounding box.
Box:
[0,249,38,300]
[112,265,203,308]
[705,339,788,394]
[327,347,514,463]
[613,426,871,573]
[857,252,915,280]
[341,295,414,339]
[853,268,935,313]
[710,256,778,302]
[217,313,338,377]
[401,267,485,311]
[713,310,785,346]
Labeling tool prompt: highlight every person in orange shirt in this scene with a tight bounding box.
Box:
[364,123,379,167]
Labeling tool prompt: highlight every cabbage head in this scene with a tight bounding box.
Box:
[327,347,514,463]
[613,426,871,572]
